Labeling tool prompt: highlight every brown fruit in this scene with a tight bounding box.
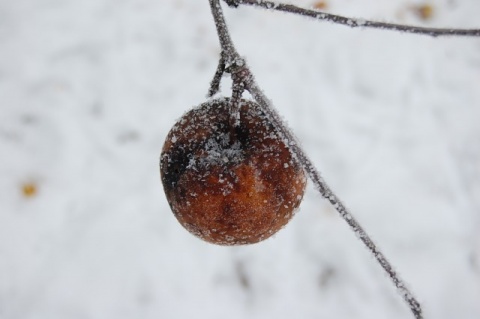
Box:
[160,98,306,245]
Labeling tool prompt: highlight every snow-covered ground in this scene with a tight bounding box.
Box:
[1,0,479,318]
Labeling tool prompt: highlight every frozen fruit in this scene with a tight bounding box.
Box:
[160,98,306,245]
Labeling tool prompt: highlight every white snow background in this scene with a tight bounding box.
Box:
[1,0,479,318]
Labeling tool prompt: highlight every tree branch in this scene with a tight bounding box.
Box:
[210,0,240,59]
[209,0,424,318]
[230,0,480,37]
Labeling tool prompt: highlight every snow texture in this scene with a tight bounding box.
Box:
[1,0,480,318]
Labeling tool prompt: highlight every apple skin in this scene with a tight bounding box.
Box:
[160,98,306,245]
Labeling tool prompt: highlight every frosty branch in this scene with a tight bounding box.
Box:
[208,0,424,318]
[225,0,480,37]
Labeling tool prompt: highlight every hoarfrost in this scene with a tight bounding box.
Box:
[197,132,244,168]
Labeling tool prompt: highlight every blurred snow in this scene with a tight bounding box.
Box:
[1,0,480,318]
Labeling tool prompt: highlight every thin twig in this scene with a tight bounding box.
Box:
[208,56,226,97]
[210,0,238,56]
[230,0,480,37]
[208,0,423,318]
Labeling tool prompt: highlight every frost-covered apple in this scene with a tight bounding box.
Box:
[160,98,306,245]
